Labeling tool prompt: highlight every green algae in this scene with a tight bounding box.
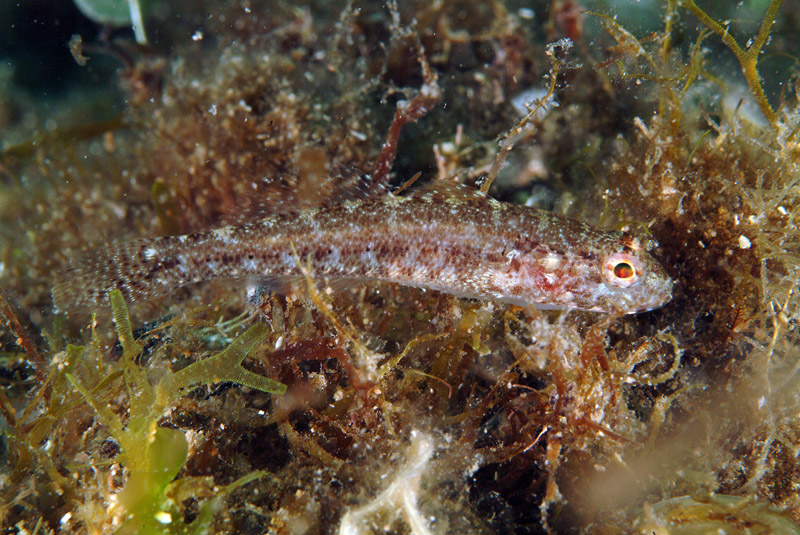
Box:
[1,289,285,534]
[68,290,283,534]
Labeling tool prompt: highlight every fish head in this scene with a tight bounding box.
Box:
[513,229,674,314]
[586,233,673,314]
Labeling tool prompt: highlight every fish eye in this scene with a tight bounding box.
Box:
[604,253,642,288]
[614,261,635,279]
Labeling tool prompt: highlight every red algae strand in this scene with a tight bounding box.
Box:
[53,182,673,315]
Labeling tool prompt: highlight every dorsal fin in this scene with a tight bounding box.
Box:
[209,165,389,228]
[403,179,492,203]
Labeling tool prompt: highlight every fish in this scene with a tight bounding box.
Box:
[52,181,673,315]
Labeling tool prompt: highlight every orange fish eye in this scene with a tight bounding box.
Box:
[604,253,642,288]
[613,261,635,280]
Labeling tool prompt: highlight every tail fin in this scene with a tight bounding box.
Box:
[52,238,185,312]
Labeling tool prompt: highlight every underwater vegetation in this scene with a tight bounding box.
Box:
[2,0,800,533]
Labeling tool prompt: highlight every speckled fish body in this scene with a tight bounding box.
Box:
[53,184,673,314]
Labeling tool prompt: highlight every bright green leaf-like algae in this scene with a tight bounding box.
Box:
[63,290,284,534]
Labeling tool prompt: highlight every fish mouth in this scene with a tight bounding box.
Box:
[635,275,674,313]
[606,271,673,314]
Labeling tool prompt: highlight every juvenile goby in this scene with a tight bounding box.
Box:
[53,183,673,314]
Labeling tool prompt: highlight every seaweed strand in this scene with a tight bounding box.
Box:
[679,0,784,125]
